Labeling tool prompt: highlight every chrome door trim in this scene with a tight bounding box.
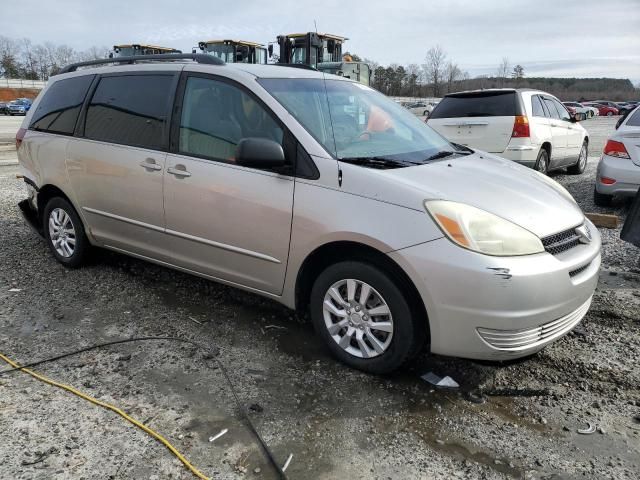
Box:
[83,206,281,264]
[164,228,281,264]
[82,207,165,233]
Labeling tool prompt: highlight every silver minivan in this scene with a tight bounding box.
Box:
[17,55,601,373]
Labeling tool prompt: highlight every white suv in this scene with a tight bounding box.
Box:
[427,89,589,175]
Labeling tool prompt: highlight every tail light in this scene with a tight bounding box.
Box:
[16,128,26,150]
[603,139,630,159]
[512,115,530,138]
[600,177,616,185]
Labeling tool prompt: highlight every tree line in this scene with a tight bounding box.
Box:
[361,47,638,101]
[0,35,109,80]
[1,35,637,101]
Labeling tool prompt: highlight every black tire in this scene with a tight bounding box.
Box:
[593,187,613,207]
[567,141,588,175]
[42,197,90,268]
[310,261,425,374]
[535,148,549,175]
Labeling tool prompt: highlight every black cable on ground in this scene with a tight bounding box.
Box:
[0,336,288,480]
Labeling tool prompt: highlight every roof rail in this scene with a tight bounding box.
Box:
[57,53,224,75]
[274,63,317,71]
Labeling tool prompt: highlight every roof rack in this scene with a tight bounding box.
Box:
[274,63,317,71]
[57,53,224,75]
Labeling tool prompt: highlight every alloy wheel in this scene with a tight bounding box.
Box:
[322,279,394,359]
[578,144,587,170]
[48,208,76,258]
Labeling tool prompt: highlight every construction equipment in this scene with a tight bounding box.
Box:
[111,44,182,57]
[316,60,371,86]
[274,33,370,85]
[198,40,267,64]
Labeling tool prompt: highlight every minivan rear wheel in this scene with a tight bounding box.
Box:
[567,141,588,175]
[535,148,549,175]
[310,261,423,374]
[43,197,90,268]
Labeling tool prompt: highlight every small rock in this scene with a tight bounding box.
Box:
[254,467,261,474]
[435,439,445,445]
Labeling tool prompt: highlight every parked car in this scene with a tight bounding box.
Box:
[17,56,601,373]
[583,102,618,116]
[7,98,32,116]
[406,101,437,116]
[594,105,640,206]
[427,88,589,175]
[563,101,596,118]
[592,100,633,115]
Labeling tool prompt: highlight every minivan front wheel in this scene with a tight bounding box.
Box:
[43,197,90,268]
[310,261,422,374]
[567,141,588,175]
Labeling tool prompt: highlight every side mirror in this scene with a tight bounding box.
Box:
[236,138,286,168]
[572,112,586,122]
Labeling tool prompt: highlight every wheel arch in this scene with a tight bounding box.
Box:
[295,240,430,338]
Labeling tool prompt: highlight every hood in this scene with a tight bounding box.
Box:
[342,153,585,239]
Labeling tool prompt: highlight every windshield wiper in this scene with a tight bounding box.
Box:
[339,157,416,169]
[425,150,458,161]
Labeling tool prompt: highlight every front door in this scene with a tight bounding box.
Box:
[66,73,176,256]
[163,74,294,295]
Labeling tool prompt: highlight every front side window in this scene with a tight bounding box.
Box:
[30,75,94,135]
[179,76,283,163]
[552,99,571,121]
[259,78,454,165]
[84,74,174,150]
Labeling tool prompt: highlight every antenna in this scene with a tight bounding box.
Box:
[314,19,318,34]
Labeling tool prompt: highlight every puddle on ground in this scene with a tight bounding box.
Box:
[598,269,640,290]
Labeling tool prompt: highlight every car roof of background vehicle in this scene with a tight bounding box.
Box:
[442,88,550,98]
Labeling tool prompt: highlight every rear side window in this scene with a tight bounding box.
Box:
[430,92,517,119]
[30,75,94,135]
[84,75,174,150]
[531,95,545,117]
[626,107,640,126]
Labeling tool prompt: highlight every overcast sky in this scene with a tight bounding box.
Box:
[4,0,640,82]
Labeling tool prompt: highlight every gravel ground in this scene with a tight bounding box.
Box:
[0,116,638,480]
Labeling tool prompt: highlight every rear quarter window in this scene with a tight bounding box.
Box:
[430,92,517,119]
[29,75,95,135]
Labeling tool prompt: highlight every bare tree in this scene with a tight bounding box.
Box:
[20,38,38,80]
[423,45,447,97]
[497,57,510,86]
[512,64,525,79]
[0,35,21,78]
[445,61,461,93]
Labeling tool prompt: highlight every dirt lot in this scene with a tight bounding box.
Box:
[0,116,638,480]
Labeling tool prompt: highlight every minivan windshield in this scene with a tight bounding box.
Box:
[258,78,459,167]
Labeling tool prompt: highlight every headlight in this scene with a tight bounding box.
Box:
[425,200,544,256]
[532,170,576,204]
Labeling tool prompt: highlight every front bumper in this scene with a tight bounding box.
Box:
[389,219,601,360]
[596,154,640,197]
